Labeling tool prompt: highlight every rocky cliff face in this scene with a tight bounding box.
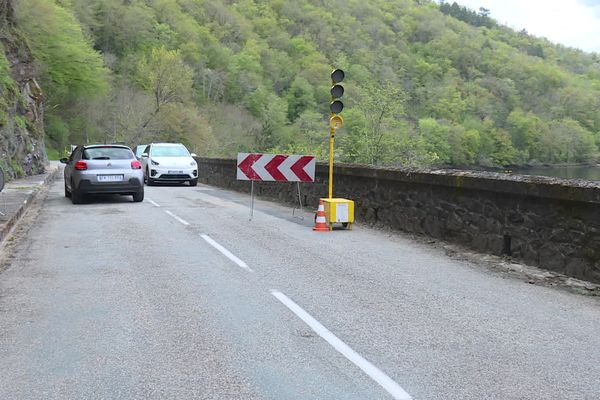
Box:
[0,0,46,181]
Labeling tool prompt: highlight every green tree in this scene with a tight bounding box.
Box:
[137,47,194,113]
[15,0,108,147]
[155,103,214,150]
[537,119,597,162]
[506,108,546,159]
[16,0,108,100]
[477,118,522,166]
[344,82,406,165]
[286,76,316,122]
[418,118,451,163]
[448,126,480,165]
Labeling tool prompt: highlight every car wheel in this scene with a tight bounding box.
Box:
[189,178,198,187]
[71,187,83,204]
[146,169,155,186]
[64,181,71,198]
[133,188,144,202]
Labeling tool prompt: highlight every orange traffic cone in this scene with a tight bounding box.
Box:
[313,199,330,231]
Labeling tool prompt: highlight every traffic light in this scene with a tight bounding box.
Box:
[323,68,354,226]
[330,69,344,115]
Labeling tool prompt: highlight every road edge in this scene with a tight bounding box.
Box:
[0,165,61,245]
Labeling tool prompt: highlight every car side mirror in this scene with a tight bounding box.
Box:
[141,153,148,158]
[190,153,197,158]
[59,158,68,164]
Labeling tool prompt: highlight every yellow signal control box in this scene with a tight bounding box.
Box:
[322,198,354,230]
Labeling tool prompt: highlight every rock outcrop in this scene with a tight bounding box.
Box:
[0,0,46,181]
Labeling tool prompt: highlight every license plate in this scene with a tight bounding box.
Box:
[168,170,183,174]
[97,174,123,182]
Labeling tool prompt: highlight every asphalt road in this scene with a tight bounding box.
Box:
[0,178,599,400]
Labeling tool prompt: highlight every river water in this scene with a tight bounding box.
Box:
[509,165,600,181]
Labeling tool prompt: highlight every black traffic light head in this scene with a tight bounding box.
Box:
[330,100,343,114]
[330,84,344,98]
[331,69,345,83]
[330,69,345,115]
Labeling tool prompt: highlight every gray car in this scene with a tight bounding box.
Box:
[60,144,144,204]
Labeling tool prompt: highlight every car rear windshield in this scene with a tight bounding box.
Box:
[151,146,189,157]
[83,147,134,160]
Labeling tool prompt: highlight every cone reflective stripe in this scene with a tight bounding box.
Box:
[313,199,330,231]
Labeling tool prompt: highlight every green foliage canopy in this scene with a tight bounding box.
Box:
[12,0,600,166]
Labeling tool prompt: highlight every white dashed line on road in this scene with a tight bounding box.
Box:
[271,290,413,400]
[165,210,189,226]
[147,199,160,207]
[201,234,254,273]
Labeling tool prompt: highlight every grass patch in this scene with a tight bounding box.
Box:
[14,115,26,129]
[9,159,24,178]
[0,48,15,89]
[46,147,60,160]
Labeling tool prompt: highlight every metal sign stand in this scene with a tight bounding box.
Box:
[0,193,5,217]
[249,180,255,221]
[0,167,5,216]
[292,182,304,219]
[248,181,305,221]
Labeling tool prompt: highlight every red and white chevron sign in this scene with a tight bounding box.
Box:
[236,153,316,182]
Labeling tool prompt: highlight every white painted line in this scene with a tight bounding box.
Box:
[147,199,161,207]
[165,210,189,226]
[201,234,254,273]
[271,290,413,400]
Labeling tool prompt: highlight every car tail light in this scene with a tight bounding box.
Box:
[131,160,142,169]
[74,161,87,170]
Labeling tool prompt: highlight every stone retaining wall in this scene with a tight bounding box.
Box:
[195,157,600,283]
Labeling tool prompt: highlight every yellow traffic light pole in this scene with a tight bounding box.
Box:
[329,113,335,199]
[328,113,343,199]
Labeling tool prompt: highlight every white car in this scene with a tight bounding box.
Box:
[140,143,198,186]
[134,144,147,160]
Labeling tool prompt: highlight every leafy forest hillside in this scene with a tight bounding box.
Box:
[11,0,600,167]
